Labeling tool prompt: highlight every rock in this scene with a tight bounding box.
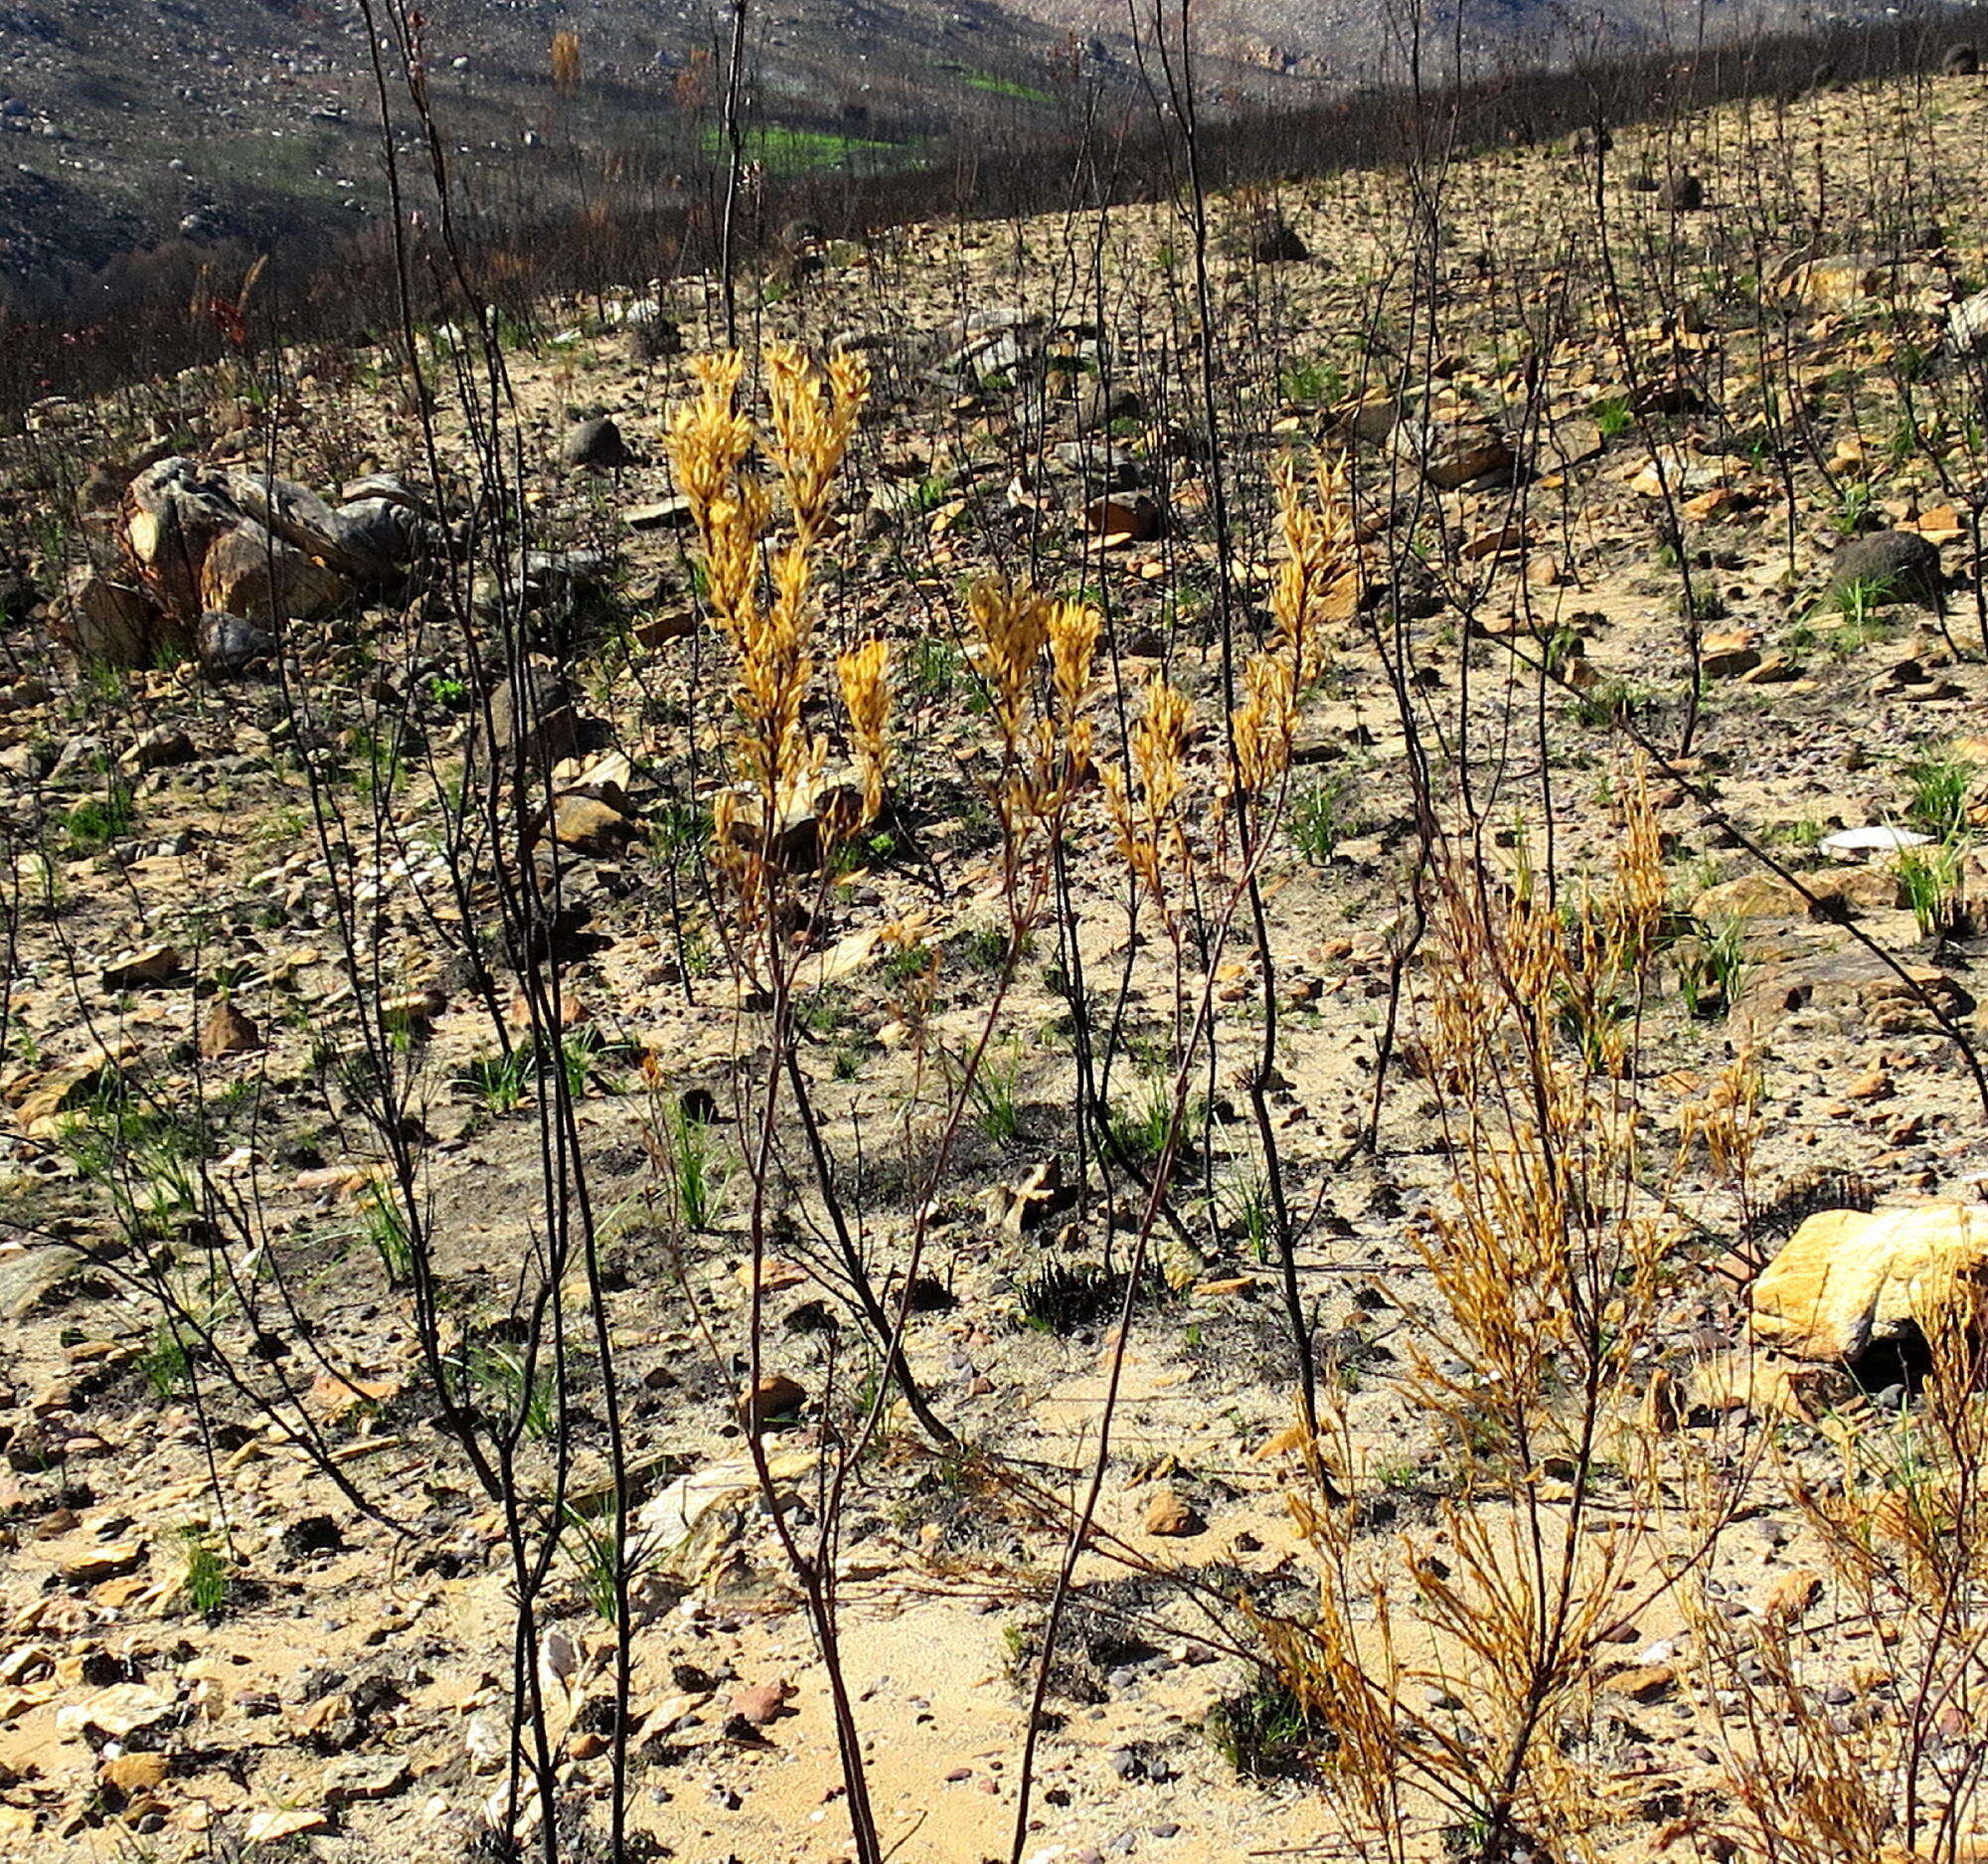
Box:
[1825,531,1942,607]
[1752,1204,1988,1362]
[324,1754,409,1802]
[225,469,396,582]
[553,794,637,857]
[199,520,350,622]
[1661,170,1704,210]
[244,1807,331,1845]
[729,1680,794,1726]
[198,609,277,675]
[1394,419,1513,490]
[61,1538,145,1582]
[623,495,693,532]
[1817,868,1905,915]
[1606,1662,1676,1703]
[0,1248,83,1317]
[333,496,424,566]
[101,942,184,989]
[1143,1486,1202,1536]
[123,457,239,619]
[1781,254,1939,307]
[1948,289,1988,353]
[58,1682,175,1739]
[52,570,174,668]
[1733,947,1972,1037]
[485,665,580,771]
[563,417,632,470]
[1247,213,1308,262]
[122,726,196,771]
[737,1374,806,1430]
[1083,492,1163,544]
[99,1751,169,1797]
[633,610,696,648]
[381,987,445,1027]
[1944,41,1979,75]
[200,998,261,1057]
[1700,628,1761,677]
[1763,1567,1826,1620]
[1078,380,1144,427]
[627,312,683,363]
[1692,874,1806,920]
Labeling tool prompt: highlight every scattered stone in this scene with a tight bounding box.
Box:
[1143,1486,1202,1537]
[52,571,170,668]
[1825,530,1943,607]
[198,609,277,676]
[729,1680,794,1726]
[1765,1568,1826,1618]
[1247,213,1308,262]
[552,793,638,857]
[60,1538,145,1583]
[622,495,693,532]
[1733,947,1971,1038]
[324,1754,409,1802]
[563,417,632,470]
[485,665,580,772]
[244,1807,331,1845]
[1606,1662,1677,1703]
[737,1374,807,1430]
[101,943,184,989]
[199,519,349,621]
[199,998,261,1057]
[1083,492,1163,545]
[122,727,196,771]
[1700,628,1761,677]
[1394,418,1512,490]
[0,1248,83,1317]
[226,469,399,582]
[1661,170,1704,211]
[1692,874,1806,920]
[99,1751,169,1797]
[1752,1204,1988,1362]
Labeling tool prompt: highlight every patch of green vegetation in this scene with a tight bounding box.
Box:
[1589,396,1633,438]
[1207,1676,1327,1779]
[1279,358,1345,405]
[1900,840,1966,940]
[1288,772,1358,864]
[64,780,137,856]
[952,66,1053,103]
[701,124,906,175]
[178,1528,232,1617]
[61,1087,210,1238]
[1902,751,1977,840]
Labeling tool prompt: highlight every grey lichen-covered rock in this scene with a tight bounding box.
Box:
[1824,530,1943,607]
[561,416,632,470]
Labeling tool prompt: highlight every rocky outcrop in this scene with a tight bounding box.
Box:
[1752,1204,1988,1362]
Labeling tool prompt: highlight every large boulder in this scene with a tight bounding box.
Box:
[225,470,399,582]
[562,417,631,471]
[333,496,426,568]
[122,457,238,620]
[198,610,279,677]
[1825,530,1943,607]
[1394,418,1514,490]
[51,570,171,667]
[1752,1204,1988,1362]
[1733,946,1972,1038]
[200,519,350,622]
